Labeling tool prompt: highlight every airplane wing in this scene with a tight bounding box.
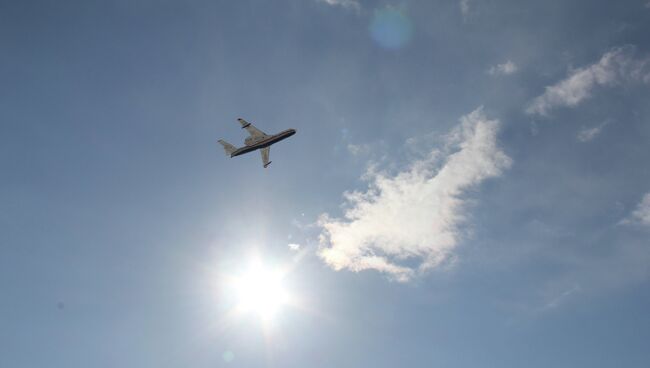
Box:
[238,118,268,139]
[261,147,271,168]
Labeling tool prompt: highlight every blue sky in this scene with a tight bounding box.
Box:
[2,0,650,367]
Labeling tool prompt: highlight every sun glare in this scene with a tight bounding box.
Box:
[231,259,290,320]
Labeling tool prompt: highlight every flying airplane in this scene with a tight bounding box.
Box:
[218,118,296,168]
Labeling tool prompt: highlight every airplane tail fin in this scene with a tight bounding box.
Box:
[218,139,238,156]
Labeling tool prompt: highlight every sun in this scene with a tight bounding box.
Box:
[230,258,290,320]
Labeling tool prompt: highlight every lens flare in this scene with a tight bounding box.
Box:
[222,351,235,363]
[370,7,413,49]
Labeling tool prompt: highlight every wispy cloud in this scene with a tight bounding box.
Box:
[347,143,371,156]
[621,192,650,226]
[542,284,581,310]
[317,108,512,281]
[319,0,361,11]
[288,243,302,251]
[460,0,470,18]
[526,46,650,116]
[577,121,608,142]
[488,60,518,76]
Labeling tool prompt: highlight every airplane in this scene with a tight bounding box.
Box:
[218,118,296,168]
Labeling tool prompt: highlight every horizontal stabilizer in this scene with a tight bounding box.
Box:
[218,139,237,156]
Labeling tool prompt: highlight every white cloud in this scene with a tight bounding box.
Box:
[460,0,470,17]
[577,121,608,142]
[542,284,581,310]
[320,0,360,11]
[621,193,650,226]
[347,143,371,156]
[488,60,518,76]
[317,108,512,281]
[288,243,302,251]
[526,46,650,116]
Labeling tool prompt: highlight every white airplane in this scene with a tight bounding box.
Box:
[218,118,296,168]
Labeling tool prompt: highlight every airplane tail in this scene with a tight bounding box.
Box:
[218,139,238,156]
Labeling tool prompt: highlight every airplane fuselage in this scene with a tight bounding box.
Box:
[231,129,296,157]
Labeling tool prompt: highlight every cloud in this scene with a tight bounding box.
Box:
[317,108,512,281]
[542,284,581,310]
[621,192,650,226]
[288,243,302,251]
[576,121,608,142]
[488,60,518,76]
[347,143,371,156]
[319,0,360,11]
[460,0,470,17]
[526,46,650,116]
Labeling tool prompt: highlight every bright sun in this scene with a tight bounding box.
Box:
[230,259,290,320]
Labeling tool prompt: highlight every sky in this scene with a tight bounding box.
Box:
[2,0,650,367]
